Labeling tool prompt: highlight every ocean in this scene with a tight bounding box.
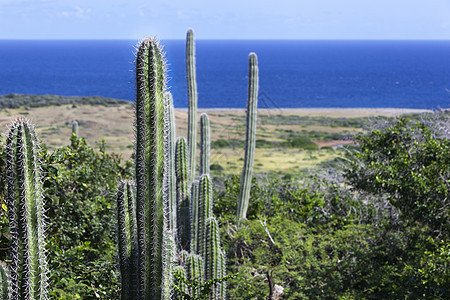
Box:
[0,40,448,109]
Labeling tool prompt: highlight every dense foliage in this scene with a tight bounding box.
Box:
[346,118,449,236]
[1,116,449,299]
[213,117,449,299]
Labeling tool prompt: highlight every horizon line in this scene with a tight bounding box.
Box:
[0,38,449,41]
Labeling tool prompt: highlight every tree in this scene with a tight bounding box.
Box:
[346,118,449,237]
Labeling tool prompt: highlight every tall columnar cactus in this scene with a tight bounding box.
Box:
[175,137,191,250]
[135,37,172,300]
[166,92,177,233]
[237,53,259,220]
[199,113,210,176]
[6,119,49,300]
[186,28,198,183]
[71,120,78,137]
[116,179,138,300]
[189,180,200,254]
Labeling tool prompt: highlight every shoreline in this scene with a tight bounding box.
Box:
[191,107,433,118]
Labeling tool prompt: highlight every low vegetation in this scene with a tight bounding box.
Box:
[0,112,448,299]
[0,93,128,109]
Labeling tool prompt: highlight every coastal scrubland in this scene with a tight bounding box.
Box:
[0,95,448,299]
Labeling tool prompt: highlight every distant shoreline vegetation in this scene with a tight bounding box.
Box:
[0,93,129,109]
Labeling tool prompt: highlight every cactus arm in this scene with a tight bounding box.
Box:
[186,28,198,183]
[199,113,210,176]
[237,53,259,220]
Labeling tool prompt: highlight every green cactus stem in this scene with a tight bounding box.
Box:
[237,52,259,220]
[190,180,200,254]
[205,217,222,299]
[116,179,138,299]
[218,250,227,299]
[0,262,9,300]
[166,92,177,234]
[198,175,213,263]
[199,113,210,176]
[135,37,171,300]
[71,120,78,137]
[175,137,191,250]
[173,266,188,298]
[186,28,198,183]
[6,118,49,300]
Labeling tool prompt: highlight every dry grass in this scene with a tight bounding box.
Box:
[0,104,428,173]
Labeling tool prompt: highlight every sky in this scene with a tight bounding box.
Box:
[0,0,449,39]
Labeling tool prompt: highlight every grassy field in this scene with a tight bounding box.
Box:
[0,101,430,174]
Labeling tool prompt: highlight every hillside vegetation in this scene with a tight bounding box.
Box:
[0,95,448,298]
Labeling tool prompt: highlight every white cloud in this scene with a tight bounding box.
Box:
[56,6,91,19]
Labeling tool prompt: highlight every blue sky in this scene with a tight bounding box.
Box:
[1,0,449,39]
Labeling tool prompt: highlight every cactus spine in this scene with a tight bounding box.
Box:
[186,28,198,183]
[175,137,191,250]
[237,53,259,220]
[116,179,138,300]
[199,113,210,176]
[6,119,48,300]
[135,38,172,299]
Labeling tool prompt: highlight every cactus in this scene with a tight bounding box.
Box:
[199,113,210,176]
[237,53,259,220]
[114,32,232,300]
[116,179,138,299]
[173,266,188,298]
[135,37,172,299]
[0,262,9,300]
[198,175,213,262]
[186,28,198,183]
[205,217,223,299]
[6,119,49,299]
[166,92,177,233]
[186,253,204,285]
[71,120,78,137]
[218,250,227,299]
[175,137,191,250]
[189,180,200,254]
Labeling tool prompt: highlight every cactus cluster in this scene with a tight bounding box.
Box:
[115,29,259,299]
[115,32,229,300]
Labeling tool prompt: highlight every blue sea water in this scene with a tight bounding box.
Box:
[0,39,448,109]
